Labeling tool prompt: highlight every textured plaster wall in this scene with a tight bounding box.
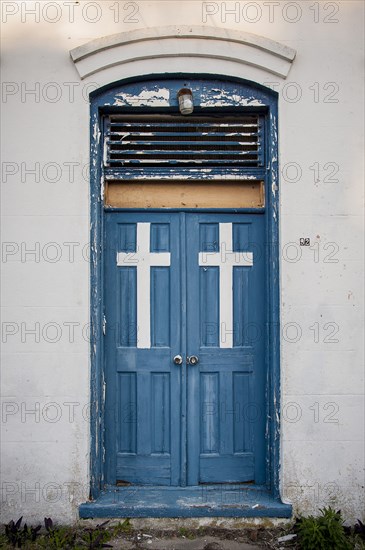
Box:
[0,0,364,524]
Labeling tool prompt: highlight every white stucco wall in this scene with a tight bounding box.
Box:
[1,0,364,524]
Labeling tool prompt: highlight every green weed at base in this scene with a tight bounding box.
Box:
[111,519,133,536]
[295,507,354,550]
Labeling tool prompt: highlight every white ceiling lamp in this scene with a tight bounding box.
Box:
[177,88,194,115]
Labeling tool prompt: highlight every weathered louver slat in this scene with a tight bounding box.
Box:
[104,116,264,168]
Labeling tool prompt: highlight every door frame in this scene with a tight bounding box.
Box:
[88,74,282,505]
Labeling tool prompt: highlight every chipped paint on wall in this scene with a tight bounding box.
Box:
[114,87,170,107]
[200,88,264,107]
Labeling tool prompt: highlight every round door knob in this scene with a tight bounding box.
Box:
[189,355,199,366]
[173,355,183,365]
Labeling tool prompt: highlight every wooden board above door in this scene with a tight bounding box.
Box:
[104,180,265,209]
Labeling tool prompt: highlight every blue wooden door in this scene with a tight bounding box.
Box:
[186,214,266,485]
[104,212,182,486]
[104,212,266,486]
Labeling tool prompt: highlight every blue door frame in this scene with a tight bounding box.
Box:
[82,74,290,517]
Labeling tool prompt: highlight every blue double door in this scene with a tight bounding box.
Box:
[104,211,266,487]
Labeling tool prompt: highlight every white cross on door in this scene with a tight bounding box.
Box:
[199,223,253,348]
[117,223,171,349]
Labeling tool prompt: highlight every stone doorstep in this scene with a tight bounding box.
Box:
[79,486,292,519]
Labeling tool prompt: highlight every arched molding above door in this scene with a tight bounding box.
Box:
[70,26,296,87]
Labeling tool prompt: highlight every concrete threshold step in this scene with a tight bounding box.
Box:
[79,485,292,518]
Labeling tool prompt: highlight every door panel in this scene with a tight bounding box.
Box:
[104,213,181,486]
[104,212,266,487]
[186,214,266,485]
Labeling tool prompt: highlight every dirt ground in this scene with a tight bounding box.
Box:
[108,535,263,549]
[104,527,295,549]
[0,519,297,549]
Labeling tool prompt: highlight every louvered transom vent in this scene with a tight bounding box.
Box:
[104,115,264,168]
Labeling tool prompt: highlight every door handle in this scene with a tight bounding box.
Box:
[187,355,199,366]
[173,355,183,365]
